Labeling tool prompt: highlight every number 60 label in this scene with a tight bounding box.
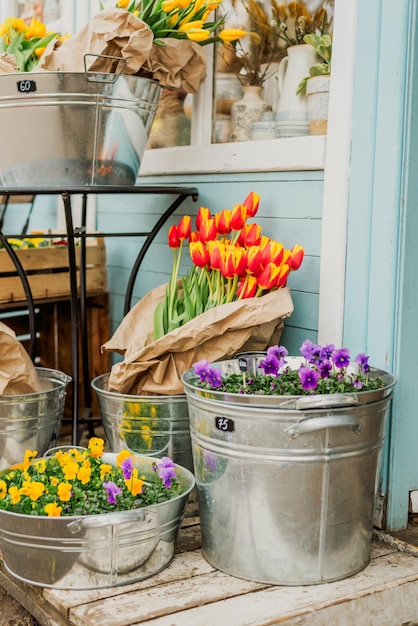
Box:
[17,80,37,93]
[215,416,234,432]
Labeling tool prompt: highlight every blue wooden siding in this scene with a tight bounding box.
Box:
[344,0,413,530]
[0,197,57,235]
[98,171,323,356]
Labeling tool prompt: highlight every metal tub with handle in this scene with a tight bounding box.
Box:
[182,357,396,585]
[0,56,162,187]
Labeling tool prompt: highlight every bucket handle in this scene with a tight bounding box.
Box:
[67,508,146,533]
[284,414,362,439]
[279,394,360,411]
[84,53,126,84]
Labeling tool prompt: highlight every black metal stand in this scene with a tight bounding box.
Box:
[0,185,199,445]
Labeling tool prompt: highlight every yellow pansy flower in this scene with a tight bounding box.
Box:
[100,464,113,479]
[77,464,91,485]
[22,449,38,470]
[88,437,104,459]
[57,482,73,502]
[34,459,47,473]
[20,481,45,501]
[62,461,79,481]
[125,469,144,496]
[0,480,7,499]
[9,486,20,504]
[45,502,62,517]
[116,449,134,467]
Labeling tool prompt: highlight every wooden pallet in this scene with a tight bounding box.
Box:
[0,238,106,304]
[3,517,418,625]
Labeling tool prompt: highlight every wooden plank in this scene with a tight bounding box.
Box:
[0,240,106,273]
[1,525,416,626]
[68,569,268,626]
[0,564,68,626]
[0,267,107,303]
[124,548,418,626]
[45,549,213,614]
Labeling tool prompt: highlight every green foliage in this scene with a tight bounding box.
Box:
[296,34,332,96]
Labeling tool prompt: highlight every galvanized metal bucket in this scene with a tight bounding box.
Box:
[0,65,161,187]
[0,453,195,589]
[182,357,396,585]
[92,373,193,473]
[0,367,71,471]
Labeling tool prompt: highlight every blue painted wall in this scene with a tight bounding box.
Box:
[98,171,324,357]
[344,0,415,530]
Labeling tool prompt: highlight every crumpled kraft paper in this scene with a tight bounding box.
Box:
[0,322,41,395]
[37,8,207,93]
[141,39,207,93]
[102,287,294,396]
[0,53,18,73]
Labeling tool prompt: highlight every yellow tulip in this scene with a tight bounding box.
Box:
[219,28,247,42]
[117,0,130,8]
[162,0,180,12]
[179,20,204,31]
[186,28,210,42]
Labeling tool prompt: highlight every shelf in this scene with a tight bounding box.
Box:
[140,136,327,176]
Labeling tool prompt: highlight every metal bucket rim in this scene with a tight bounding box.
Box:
[0,367,71,400]
[1,71,161,86]
[181,356,396,408]
[91,372,186,402]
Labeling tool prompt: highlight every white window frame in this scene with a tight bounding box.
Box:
[141,0,355,177]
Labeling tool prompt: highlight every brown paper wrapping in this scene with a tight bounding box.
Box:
[0,53,18,73]
[37,8,207,93]
[0,322,41,395]
[142,39,207,93]
[102,287,294,396]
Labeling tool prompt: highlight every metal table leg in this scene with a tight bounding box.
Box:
[61,192,81,446]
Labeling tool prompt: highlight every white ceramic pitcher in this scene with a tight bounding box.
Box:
[276,44,318,137]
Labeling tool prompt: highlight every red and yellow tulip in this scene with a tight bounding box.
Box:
[153,192,304,339]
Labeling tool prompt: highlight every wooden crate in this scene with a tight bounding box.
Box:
[0,238,106,304]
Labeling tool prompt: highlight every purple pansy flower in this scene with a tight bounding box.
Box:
[103,481,122,505]
[298,365,320,391]
[332,348,350,369]
[318,359,332,379]
[193,360,222,387]
[156,457,177,488]
[206,366,222,388]
[193,359,212,382]
[121,457,134,480]
[355,353,370,374]
[259,353,280,376]
[300,339,317,361]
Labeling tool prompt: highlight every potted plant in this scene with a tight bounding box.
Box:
[296,33,332,135]
[270,2,332,137]
[0,437,195,589]
[181,340,396,586]
[94,191,303,468]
